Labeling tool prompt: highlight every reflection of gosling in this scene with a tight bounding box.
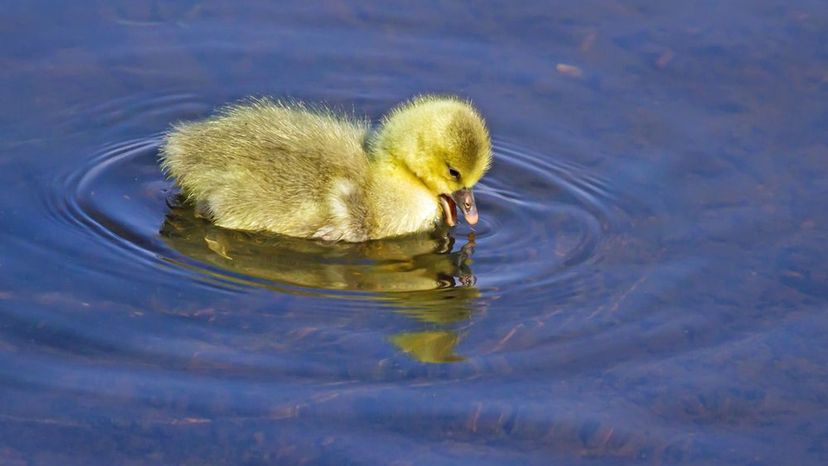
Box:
[390,331,464,363]
[160,96,492,242]
[159,200,481,293]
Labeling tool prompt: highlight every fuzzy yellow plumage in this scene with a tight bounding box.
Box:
[160,95,492,242]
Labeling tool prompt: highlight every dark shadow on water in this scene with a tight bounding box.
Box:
[159,198,481,363]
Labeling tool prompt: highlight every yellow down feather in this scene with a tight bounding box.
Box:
[160,95,491,242]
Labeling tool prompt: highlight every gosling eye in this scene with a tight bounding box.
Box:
[448,167,461,180]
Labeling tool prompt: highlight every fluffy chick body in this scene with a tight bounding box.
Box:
[160,96,490,242]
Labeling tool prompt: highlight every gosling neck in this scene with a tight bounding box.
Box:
[366,149,441,238]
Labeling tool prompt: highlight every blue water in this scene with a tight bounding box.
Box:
[1,1,827,464]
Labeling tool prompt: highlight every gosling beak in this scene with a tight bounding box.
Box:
[438,187,478,227]
[452,188,478,225]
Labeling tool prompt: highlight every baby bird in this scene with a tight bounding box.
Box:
[160,95,491,242]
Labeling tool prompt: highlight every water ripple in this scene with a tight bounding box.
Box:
[26,92,642,376]
[43,133,623,303]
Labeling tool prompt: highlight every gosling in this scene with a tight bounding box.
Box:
[160,95,491,242]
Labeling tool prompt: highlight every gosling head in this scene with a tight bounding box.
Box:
[373,95,492,227]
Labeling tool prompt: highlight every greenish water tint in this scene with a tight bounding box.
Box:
[1,1,827,464]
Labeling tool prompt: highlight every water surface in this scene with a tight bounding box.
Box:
[1,1,828,464]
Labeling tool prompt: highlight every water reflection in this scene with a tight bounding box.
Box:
[390,331,464,363]
[160,199,480,362]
